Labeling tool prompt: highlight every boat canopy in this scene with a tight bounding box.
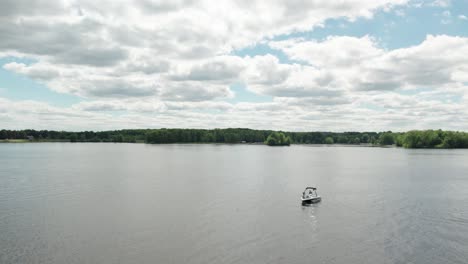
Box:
[305,187,317,190]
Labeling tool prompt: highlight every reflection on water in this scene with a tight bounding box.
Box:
[1,143,468,264]
[301,203,319,229]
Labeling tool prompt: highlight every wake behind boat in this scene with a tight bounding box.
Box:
[301,187,321,204]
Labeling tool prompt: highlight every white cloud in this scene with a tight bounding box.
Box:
[0,0,409,60]
[3,62,160,98]
[160,82,234,101]
[269,35,468,92]
[459,15,468,20]
[3,81,468,131]
[0,0,408,102]
[270,35,383,67]
[4,33,468,131]
[169,56,244,82]
[440,10,452,24]
[4,62,60,81]
[3,0,468,132]
[430,0,451,7]
[73,99,234,112]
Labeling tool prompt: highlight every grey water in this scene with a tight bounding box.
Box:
[1,143,468,264]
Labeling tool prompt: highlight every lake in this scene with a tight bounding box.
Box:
[1,143,468,264]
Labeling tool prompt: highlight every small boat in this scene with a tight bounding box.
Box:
[301,187,322,204]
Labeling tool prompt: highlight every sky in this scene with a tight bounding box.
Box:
[1,0,468,132]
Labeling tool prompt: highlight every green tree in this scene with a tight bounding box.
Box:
[265,132,291,146]
[324,137,334,144]
[379,133,394,145]
[361,133,369,143]
[69,133,78,143]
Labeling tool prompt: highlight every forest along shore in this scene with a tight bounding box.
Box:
[1,129,468,149]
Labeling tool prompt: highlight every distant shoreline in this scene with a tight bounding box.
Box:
[0,140,397,148]
[1,129,468,149]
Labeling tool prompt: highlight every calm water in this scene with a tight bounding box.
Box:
[1,143,468,264]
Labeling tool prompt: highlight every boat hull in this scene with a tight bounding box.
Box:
[301,196,322,204]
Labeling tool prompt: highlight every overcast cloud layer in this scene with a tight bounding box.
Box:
[1,0,468,131]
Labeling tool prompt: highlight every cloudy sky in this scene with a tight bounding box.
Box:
[1,0,467,131]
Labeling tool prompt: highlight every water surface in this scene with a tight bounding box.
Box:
[1,143,468,264]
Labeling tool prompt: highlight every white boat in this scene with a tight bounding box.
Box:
[301,187,322,203]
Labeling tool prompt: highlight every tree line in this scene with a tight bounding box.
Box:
[394,130,468,148]
[1,128,468,148]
